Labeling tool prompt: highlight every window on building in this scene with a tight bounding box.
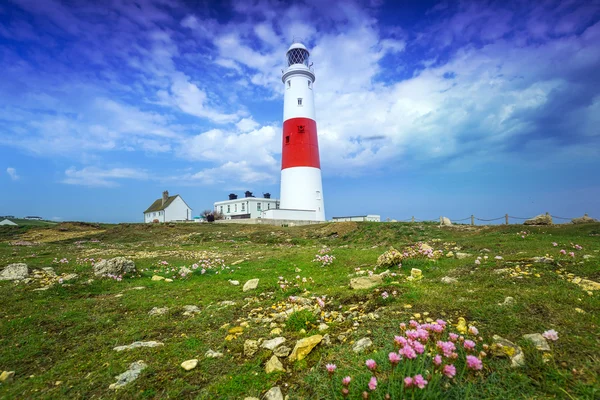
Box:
[241,203,245,211]
[298,98,302,106]
[285,135,290,144]
[276,202,280,209]
[316,191,321,200]
[257,203,261,211]
[287,80,291,88]
[227,205,230,213]
[220,206,223,213]
[267,203,271,209]
[308,80,311,88]
[234,204,237,212]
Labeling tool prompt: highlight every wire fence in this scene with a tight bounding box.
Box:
[388,213,597,225]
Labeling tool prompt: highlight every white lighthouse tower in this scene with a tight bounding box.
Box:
[277,40,325,221]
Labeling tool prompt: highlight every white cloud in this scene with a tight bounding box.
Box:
[187,161,276,185]
[62,167,149,187]
[6,167,19,180]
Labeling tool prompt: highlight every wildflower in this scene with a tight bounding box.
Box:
[404,376,413,388]
[365,359,377,370]
[436,319,447,327]
[326,364,337,374]
[389,352,401,365]
[468,326,479,335]
[475,259,481,265]
[394,336,407,347]
[317,297,325,308]
[449,333,459,342]
[381,291,389,299]
[466,355,483,370]
[560,249,566,255]
[412,341,425,354]
[542,329,559,341]
[463,340,476,351]
[399,322,407,330]
[413,374,428,389]
[574,244,582,250]
[341,388,349,397]
[569,252,575,257]
[443,364,456,378]
[368,376,377,391]
[433,354,442,366]
[342,376,351,386]
[399,345,417,359]
[552,242,558,246]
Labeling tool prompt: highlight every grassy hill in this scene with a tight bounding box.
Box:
[3,218,58,227]
[0,221,598,399]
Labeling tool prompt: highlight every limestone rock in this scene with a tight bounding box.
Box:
[0,263,28,281]
[244,340,259,357]
[352,337,373,353]
[499,296,515,306]
[113,341,164,352]
[181,359,198,371]
[273,345,292,357]
[491,335,525,367]
[441,217,452,226]
[244,398,260,400]
[219,301,236,307]
[575,279,600,291]
[376,247,403,268]
[349,275,382,290]
[264,386,284,400]
[231,259,245,265]
[94,257,136,277]
[148,307,169,316]
[524,213,553,226]
[289,335,322,362]
[265,355,285,373]
[456,252,471,259]
[441,276,458,284]
[151,275,165,281]
[183,305,201,316]
[318,323,329,332]
[407,268,422,281]
[243,278,259,292]
[108,360,147,389]
[261,337,286,350]
[571,214,598,224]
[0,371,15,383]
[522,333,551,352]
[270,328,282,335]
[205,349,223,358]
[229,280,240,286]
[164,278,173,283]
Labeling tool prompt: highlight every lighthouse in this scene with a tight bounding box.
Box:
[278,41,325,221]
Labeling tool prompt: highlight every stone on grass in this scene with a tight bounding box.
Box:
[349,275,382,290]
[205,349,223,358]
[151,275,165,281]
[441,276,458,284]
[441,217,452,226]
[148,307,169,316]
[352,337,373,353]
[524,213,553,225]
[182,305,201,316]
[491,335,525,368]
[108,360,146,390]
[571,214,598,224]
[244,340,259,357]
[181,359,198,371]
[318,323,329,332]
[522,333,551,352]
[93,257,136,277]
[261,337,286,350]
[219,301,236,307]
[244,398,260,400]
[264,386,284,400]
[574,279,600,291]
[0,371,15,383]
[0,263,28,281]
[243,278,259,292]
[407,268,422,281]
[289,335,322,362]
[376,247,403,268]
[231,259,245,265]
[270,328,282,335]
[456,252,471,259]
[499,296,515,306]
[265,355,285,373]
[273,345,292,357]
[229,280,240,286]
[113,341,164,352]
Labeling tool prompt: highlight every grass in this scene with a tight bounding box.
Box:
[0,221,599,399]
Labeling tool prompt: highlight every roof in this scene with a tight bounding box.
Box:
[0,219,18,226]
[144,195,179,213]
[287,42,308,53]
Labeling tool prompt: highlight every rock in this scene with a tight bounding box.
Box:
[318,323,329,332]
[376,247,403,268]
[456,252,471,259]
[164,278,173,283]
[522,333,551,352]
[352,337,373,353]
[407,268,422,281]
[264,386,284,400]
[270,328,282,335]
[244,340,259,357]
[148,307,169,316]
[42,267,56,277]
[456,317,468,334]
[182,305,201,316]
[491,335,525,367]
[571,214,598,224]
[94,257,136,277]
[261,337,286,350]
[524,213,553,225]
[108,360,147,389]
[219,301,236,306]
[273,345,292,357]
[289,335,322,362]
[441,217,452,226]
[441,276,458,284]
[0,371,15,383]
[229,326,244,334]
[229,280,240,286]
[349,275,383,290]
[231,259,245,265]
[205,349,223,358]
[499,296,515,306]
[181,359,198,371]
[446,251,454,258]
[0,263,28,281]
[265,355,285,373]
[532,257,553,264]
[151,275,165,281]
[61,273,78,281]
[113,341,164,352]
[322,334,332,346]
[574,279,600,291]
[243,278,259,292]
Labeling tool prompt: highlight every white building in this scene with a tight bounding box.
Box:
[332,215,381,222]
[0,219,18,226]
[214,191,280,220]
[144,191,192,223]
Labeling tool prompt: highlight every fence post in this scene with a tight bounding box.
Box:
[411,216,415,223]
[471,215,474,226]
[505,214,509,225]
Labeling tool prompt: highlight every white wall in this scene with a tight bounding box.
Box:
[283,68,316,121]
[144,210,165,223]
[164,196,192,221]
[262,209,316,221]
[280,167,325,221]
[214,198,280,219]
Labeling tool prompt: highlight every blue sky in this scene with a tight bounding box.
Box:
[1,0,599,223]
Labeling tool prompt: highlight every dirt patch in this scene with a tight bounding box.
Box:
[19,229,105,243]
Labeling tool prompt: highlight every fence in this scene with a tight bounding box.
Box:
[391,213,596,225]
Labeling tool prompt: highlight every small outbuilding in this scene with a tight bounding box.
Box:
[144,191,192,223]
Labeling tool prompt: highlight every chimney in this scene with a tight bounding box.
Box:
[245,191,253,198]
[162,190,169,206]
[263,193,271,199]
[228,193,238,200]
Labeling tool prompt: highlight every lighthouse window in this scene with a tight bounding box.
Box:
[308,80,311,88]
[287,80,291,88]
[285,135,290,144]
[298,98,303,106]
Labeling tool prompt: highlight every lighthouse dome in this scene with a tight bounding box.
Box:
[286,41,310,67]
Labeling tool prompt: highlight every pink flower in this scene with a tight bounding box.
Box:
[406,330,419,340]
[468,326,479,335]
[443,364,456,378]
[449,333,459,342]
[399,323,406,330]
[466,355,483,370]
[463,340,476,351]
[552,242,558,246]
[413,374,428,389]
[381,291,389,299]
[436,319,447,327]
[389,352,401,365]
[542,329,559,341]
[431,323,444,333]
[433,354,442,366]
[326,364,337,373]
[317,297,325,308]
[412,341,425,354]
[368,376,377,391]
[342,376,351,386]
[409,319,419,328]
[569,252,575,257]
[437,340,456,357]
[394,336,408,347]
[560,249,566,255]
[399,345,417,359]
[404,377,413,388]
[365,359,377,370]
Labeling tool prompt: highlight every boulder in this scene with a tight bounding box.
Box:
[182,305,201,316]
[376,247,403,268]
[441,217,452,226]
[0,371,15,383]
[289,335,322,362]
[522,333,551,352]
[499,296,515,306]
[93,257,136,277]
[243,278,259,292]
[352,337,373,353]
[261,337,286,350]
[148,307,169,316]
[244,340,259,357]
[524,213,553,226]
[273,345,292,357]
[574,279,600,291]
[407,268,422,281]
[151,275,165,281]
[264,386,284,400]
[229,280,240,286]
[181,359,198,371]
[0,263,28,281]
[491,335,525,367]
[571,214,598,224]
[349,275,382,290]
[265,355,285,373]
[108,360,147,390]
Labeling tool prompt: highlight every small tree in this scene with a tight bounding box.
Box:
[202,209,224,222]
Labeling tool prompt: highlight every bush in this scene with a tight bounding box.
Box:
[286,309,318,332]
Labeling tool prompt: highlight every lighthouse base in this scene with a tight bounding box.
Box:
[262,209,317,221]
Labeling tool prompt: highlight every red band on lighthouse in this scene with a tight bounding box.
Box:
[282,117,320,169]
